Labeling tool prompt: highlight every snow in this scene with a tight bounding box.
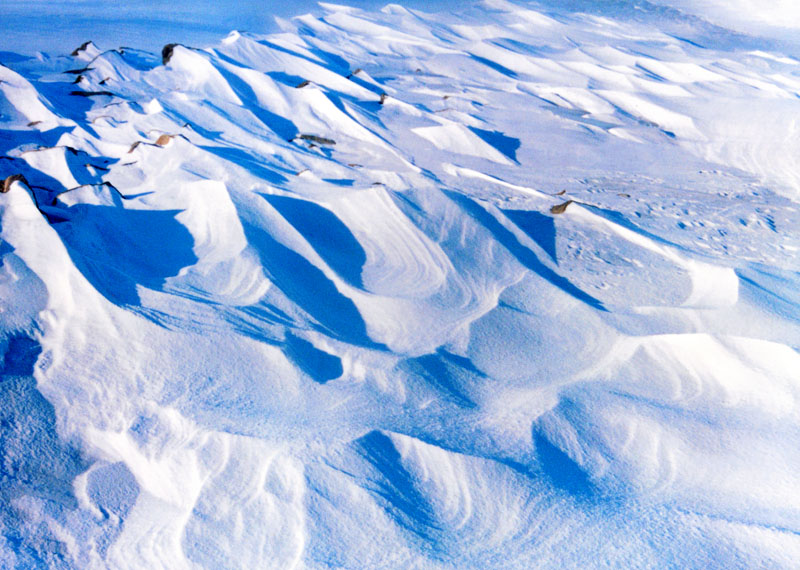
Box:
[2,0,800,568]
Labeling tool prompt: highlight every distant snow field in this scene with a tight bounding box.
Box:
[1,1,800,568]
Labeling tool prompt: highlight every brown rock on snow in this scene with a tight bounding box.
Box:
[2,174,29,193]
[550,200,573,214]
[71,41,93,57]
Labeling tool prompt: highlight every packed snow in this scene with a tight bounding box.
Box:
[1,0,800,568]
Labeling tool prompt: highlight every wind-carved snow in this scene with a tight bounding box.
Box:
[1,1,800,568]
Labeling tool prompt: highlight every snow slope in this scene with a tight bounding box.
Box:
[1,1,800,568]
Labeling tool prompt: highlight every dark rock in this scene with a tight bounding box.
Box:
[2,174,29,194]
[162,43,179,65]
[64,67,92,75]
[550,200,573,214]
[129,134,185,153]
[19,145,78,156]
[71,41,93,57]
[69,90,114,97]
[295,80,310,88]
[298,134,336,146]
[56,181,127,203]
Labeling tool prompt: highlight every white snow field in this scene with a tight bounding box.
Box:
[2,1,800,568]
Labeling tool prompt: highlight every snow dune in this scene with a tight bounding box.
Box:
[1,0,800,568]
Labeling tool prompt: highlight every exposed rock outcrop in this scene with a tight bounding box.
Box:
[2,174,29,194]
[71,41,93,57]
[550,200,573,214]
[162,43,179,65]
[298,134,336,146]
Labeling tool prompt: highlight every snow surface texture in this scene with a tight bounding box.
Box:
[2,1,800,568]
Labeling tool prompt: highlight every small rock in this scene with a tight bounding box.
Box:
[550,200,573,214]
[70,90,114,97]
[2,174,29,194]
[71,41,93,57]
[298,134,336,146]
[162,43,179,65]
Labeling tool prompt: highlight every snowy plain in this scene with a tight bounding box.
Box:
[1,0,800,568]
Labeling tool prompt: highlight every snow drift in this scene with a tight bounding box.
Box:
[1,1,800,568]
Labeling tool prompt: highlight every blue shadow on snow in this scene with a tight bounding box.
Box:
[444,191,606,311]
[533,430,593,498]
[398,348,481,409]
[242,208,381,349]
[468,126,520,163]
[468,54,518,79]
[356,431,437,532]
[284,333,343,384]
[263,194,366,289]
[501,208,557,262]
[0,334,89,566]
[55,205,199,306]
